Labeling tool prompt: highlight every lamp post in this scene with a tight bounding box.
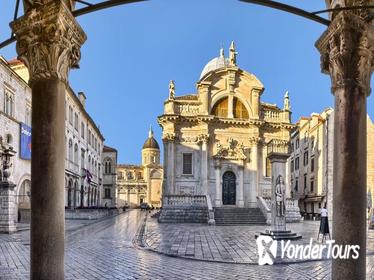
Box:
[0,140,17,233]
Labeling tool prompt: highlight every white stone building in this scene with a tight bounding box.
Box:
[158,43,293,210]
[0,57,107,222]
[0,56,32,221]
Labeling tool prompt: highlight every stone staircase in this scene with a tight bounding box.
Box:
[214,207,266,225]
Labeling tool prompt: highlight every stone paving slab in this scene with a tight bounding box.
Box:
[144,215,374,265]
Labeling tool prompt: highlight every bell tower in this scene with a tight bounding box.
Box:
[142,126,160,166]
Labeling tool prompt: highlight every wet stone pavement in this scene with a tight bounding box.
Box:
[145,215,374,265]
[0,209,373,280]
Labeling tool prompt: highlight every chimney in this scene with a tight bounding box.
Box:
[78,92,86,108]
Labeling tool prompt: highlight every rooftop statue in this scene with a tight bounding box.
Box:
[168,80,175,100]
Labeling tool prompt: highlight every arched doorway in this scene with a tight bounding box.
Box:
[17,179,31,222]
[222,171,236,205]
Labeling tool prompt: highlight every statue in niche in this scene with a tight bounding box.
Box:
[275,175,286,217]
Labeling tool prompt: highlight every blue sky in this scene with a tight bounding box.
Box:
[1,0,373,164]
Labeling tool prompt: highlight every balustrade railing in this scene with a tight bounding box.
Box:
[163,195,207,208]
[176,103,200,115]
[263,109,281,122]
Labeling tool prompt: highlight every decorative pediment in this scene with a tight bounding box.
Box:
[214,138,247,160]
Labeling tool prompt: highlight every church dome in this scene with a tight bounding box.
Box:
[199,43,237,79]
[200,54,229,79]
[142,127,160,150]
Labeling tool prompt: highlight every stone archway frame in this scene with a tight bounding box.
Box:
[15,174,31,205]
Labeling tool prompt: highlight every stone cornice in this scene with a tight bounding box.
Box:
[11,1,86,84]
[316,11,374,96]
[158,114,293,130]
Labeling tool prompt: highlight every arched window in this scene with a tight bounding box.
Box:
[233,97,249,119]
[18,179,31,208]
[74,144,78,164]
[212,97,228,118]
[105,159,112,174]
[68,139,73,162]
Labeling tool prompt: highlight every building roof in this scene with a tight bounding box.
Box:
[117,164,143,169]
[103,145,117,152]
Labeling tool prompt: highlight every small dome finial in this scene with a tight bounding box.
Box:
[149,125,154,138]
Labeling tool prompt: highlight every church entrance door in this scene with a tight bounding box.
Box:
[222,171,236,205]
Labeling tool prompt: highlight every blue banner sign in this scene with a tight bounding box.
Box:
[20,123,31,160]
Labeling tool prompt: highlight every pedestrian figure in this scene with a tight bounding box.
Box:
[318,205,331,242]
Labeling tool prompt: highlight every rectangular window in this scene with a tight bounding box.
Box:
[69,106,73,125]
[303,151,308,166]
[182,153,193,175]
[304,174,307,190]
[295,157,299,170]
[25,103,31,126]
[88,130,91,145]
[266,158,272,177]
[291,160,294,172]
[81,150,85,169]
[74,113,79,131]
[310,180,314,193]
[311,158,315,172]
[296,139,300,149]
[4,88,15,117]
[81,122,85,139]
[295,179,299,192]
[104,188,111,199]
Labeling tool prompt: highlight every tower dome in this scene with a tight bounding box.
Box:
[142,127,160,150]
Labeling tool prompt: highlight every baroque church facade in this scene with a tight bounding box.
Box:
[158,42,293,208]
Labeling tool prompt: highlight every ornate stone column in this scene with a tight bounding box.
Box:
[238,163,244,207]
[316,10,374,280]
[251,88,262,119]
[162,138,169,195]
[214,159,221,207]
[163,134,176,194]
[199,134,209,195]
[250,138,260,201]
[11,2,86,279]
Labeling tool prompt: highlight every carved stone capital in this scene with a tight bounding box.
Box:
[198,134,209,144]
[162,133,176,143]
[316,11,374,96]
[11,1,86,84]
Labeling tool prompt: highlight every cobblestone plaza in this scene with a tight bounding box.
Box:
[1,210,373,280]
